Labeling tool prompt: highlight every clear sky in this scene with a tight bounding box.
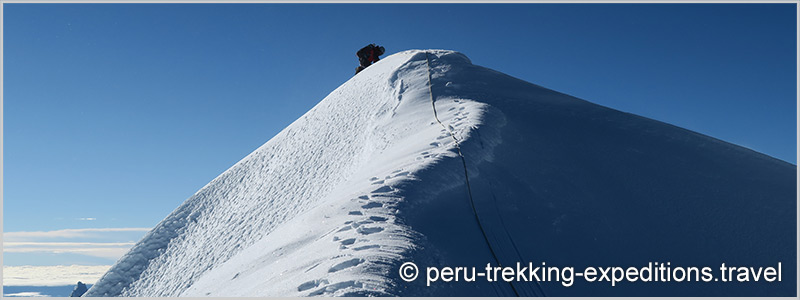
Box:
[2,2,796,280]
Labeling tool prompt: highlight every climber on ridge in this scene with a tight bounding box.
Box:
[355,44,385,74]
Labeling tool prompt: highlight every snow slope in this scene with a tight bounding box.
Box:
[85,50,796,297]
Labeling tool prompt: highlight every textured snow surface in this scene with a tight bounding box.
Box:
[86,50,795,297]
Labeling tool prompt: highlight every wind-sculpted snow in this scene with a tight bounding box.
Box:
[86,50,795,297]
[393,51,795,296]
[87,50,488,296]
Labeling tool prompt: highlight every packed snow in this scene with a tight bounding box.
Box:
[86,50,795,297]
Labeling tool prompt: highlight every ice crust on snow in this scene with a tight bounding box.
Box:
[86,50,795,297]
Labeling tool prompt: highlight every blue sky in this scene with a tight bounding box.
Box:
[2,3,796,278]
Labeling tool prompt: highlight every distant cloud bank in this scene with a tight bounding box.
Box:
[3,291,47,297]
[2,265,112,286]
[4,227,151,241]
[4,241,136,260]
[3,227,151,286]
[4,227,150,260]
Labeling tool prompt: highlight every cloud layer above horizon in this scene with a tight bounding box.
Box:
[3,265,112,286]
[3,227,150,286]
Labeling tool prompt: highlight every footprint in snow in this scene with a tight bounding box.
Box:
[393,171,409,177]
[369,216,387,222]
[353,244,380,251]
[298,279,329,292]
[339,238,357,249]
[371,186,393,193]
[338,218,373,232]
[361,202,382,209]
[371,180,385,185]
[352,220,374,227]
[348,211,363,215]
[430,142,441,147]
[308,280,363,296]
[328,258,365,273]
[357,226,384,235]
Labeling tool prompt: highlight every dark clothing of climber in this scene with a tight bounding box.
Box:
[356,44,385,74]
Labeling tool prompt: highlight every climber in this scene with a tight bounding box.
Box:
[355,44,385,74]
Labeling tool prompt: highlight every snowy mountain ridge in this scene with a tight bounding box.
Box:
[87,50,487,296]
[86,50,796,297]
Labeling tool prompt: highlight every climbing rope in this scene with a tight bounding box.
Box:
[423,51,522,297]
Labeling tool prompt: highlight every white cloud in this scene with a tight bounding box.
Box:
[4,242,137,260]
[4,228,151,265]
[3,291,47,297]
[76,218,97,221]
[4,242,136,247]
[3,227,151,242]
[2,228,150,286]
[3,292,47,297]
[3,265,112,286]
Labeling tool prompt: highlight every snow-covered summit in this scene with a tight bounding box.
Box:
[86,50,795,297]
